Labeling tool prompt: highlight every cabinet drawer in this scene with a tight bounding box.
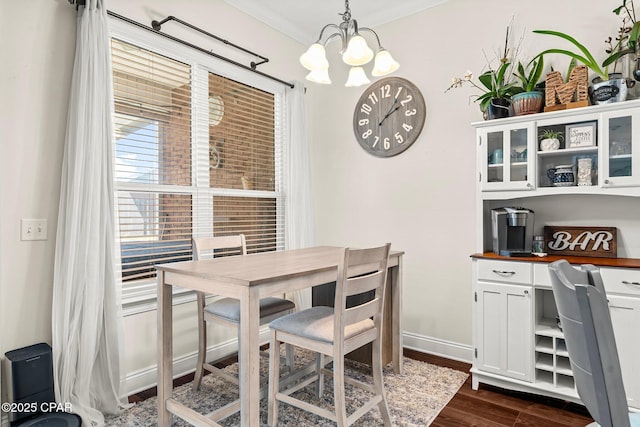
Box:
[600,267,640,297]
[478,260,531,284]
[533,263,552,288]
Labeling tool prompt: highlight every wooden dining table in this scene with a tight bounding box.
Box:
[155,245,404,427]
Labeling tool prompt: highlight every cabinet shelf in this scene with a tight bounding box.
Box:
[537,146,598,157]
[610,154,632,160]
[535,318,563,337]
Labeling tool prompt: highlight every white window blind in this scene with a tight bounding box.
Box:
[110,36,284,308]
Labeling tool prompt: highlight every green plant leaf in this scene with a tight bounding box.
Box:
[477,71,494,91]
[629,21,640,50]
[496,62,510,86]
[533,30,606,78]
[528,57,544,91]
[602,48,634,67]
[535,47,607,79]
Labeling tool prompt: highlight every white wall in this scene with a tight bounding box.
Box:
[0,0,75,399]
[1,0,634,398]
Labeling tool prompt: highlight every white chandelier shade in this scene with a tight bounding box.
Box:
[371,48,400,77]
[300,0,399,87]
[342,35,374,66]
[306,68,332,84]
[300,43,329,71]
[345,66,370,87]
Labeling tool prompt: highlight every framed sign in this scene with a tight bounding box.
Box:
[566,122,596,148]
[544,226,617,258]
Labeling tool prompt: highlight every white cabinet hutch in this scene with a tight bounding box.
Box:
[471,99,640,409]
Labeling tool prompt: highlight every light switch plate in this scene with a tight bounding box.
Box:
[21,219,48,241]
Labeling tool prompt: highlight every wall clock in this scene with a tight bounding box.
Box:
[353,77,426,157]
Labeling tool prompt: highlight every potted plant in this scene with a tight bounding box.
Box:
[539,129,564,151]
[446,62,520,119]
[446,22,522,119]
[533,28,633,104]
[609,0,640,78]
[511,57,545,115]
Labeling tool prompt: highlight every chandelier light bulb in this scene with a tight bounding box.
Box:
[342,35,374,66]
[345,66,370,87]
[306,68,331,84]
[300,43,329,71]
[371,49,400,77]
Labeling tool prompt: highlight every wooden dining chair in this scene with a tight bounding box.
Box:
[267,243,392,427]
[191,234,295,401]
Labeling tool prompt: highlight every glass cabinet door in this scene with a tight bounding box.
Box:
[602,111,640,187]
[480,123,534,191]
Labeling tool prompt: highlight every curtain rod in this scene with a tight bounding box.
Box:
[151,15,269,69]
[105,10,295,89]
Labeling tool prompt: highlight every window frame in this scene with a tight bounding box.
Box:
[109,17,286,316]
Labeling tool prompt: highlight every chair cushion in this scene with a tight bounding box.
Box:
[268,306,375,344]
[205,297,295,323]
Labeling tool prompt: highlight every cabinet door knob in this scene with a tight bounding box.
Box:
[604,179,610,185]
[622,280,640,286]
[524,290,529,295]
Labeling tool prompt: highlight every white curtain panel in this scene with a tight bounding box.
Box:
[52,0,126,424]
[285,82,316,310]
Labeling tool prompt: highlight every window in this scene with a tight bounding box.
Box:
[110,29,285,309]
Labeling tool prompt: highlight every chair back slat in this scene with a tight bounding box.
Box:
[345,270,386,297]
[334,243,391,341]
[345,298,380,325]
[347,246,388,269]
[193,234,247,260]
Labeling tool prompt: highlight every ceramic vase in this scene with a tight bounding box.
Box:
[577,158,593,186]
[512,91,544,116]
[485,98,511,120]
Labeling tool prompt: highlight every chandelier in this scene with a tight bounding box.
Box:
[299,0,400,87]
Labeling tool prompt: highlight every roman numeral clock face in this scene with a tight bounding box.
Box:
[353,77,426,157]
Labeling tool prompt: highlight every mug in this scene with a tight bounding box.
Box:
[547,165,575,186]
[489,149,503,164]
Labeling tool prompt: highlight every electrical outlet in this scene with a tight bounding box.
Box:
[21,219,48,241]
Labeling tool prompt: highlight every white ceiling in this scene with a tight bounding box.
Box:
[223,0,448,45]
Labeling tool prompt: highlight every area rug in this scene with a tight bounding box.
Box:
[105,353,468,426]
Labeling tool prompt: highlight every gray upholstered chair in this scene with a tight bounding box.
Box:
[191,234,295,401]
[267,243,392,427]
[548,260,640,427]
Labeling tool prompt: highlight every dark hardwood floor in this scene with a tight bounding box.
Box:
[404,349,593,427]
[130,349,594,426]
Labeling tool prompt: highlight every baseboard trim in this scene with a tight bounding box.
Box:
[122,331,472,396]
[123,328,271,396]
[402,331,473,364]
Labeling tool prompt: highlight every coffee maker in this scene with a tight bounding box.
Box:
[491,207,535,256]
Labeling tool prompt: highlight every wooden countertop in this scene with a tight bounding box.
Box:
[471,252,640,269]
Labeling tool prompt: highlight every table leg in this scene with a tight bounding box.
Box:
[238,287,261,426]
[157,270,173,426]
[391,257,404,374]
